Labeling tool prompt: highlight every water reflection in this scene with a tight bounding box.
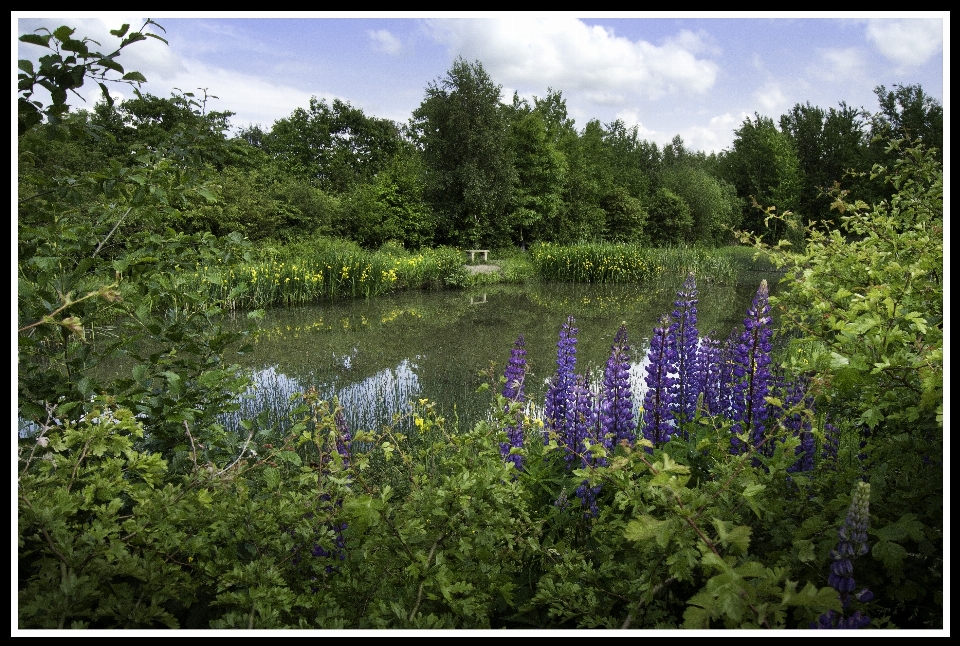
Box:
[220,276,779,435]
[222,359,422,434]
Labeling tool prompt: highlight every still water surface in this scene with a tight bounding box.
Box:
[223,274,781,435]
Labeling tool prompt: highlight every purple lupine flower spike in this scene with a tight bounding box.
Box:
[600,324,636,448]
[642,315,678,449]
[729,280,774,454]
[499,335,528,471]
[334,407,352,464]
[780,374,815,472]
[814,481,873,629]
[572,375,602,517]
[670,273,702,437]
[545,316,578,460]
[699,333,724,417]
[821,421,840,465]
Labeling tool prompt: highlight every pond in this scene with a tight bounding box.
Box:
[221,271,782,436]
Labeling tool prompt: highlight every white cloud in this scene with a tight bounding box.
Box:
[680,112,748,154]
[752,82,789,114]
[62,57,325,131]
[865,18,943,67]
[614,109,658,140]
[368,29,402,56]
[806,47,867,84]
[162,59,329,129]
[425,17,719,103]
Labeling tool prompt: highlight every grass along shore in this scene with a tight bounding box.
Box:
[182,236,777,310]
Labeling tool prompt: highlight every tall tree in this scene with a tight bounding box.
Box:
[555,119,609,243]
[263,97,402,193]
[505,95,566,247]
[721,114,802,242]
[410,58,516,248]
[660,163,740,245]
[780,101,868,229]
[869,84,943,160]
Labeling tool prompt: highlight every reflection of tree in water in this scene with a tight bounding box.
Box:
[222,360,421,435]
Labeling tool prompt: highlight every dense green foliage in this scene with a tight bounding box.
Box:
[20,25,941,252]
[18,21,942,630]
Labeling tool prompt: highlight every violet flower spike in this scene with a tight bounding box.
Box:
[500,335,528,471]
[545,316,579,458]
[642,315,678,449]
[600,324,637,448]
[813,481,873,629]
[729,280,774,454]
[669,273,702,436]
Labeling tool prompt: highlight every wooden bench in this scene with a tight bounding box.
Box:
[465,249,490,262]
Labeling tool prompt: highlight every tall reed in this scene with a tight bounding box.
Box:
[529,242,761,284]
[183,237,467,310]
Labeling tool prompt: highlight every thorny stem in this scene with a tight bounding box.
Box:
[92,207,132,258]
[408,533,446,624]
[622,576,677,629]
[18,284,119,334]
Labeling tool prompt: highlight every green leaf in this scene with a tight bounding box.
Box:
[120,33,147,48]
[53,26,76,41]
[711,518,751,555]
[829,352,849,368]
[625,515,665,543]
[873,540,908,571]
[97,82,113,107]
[96,57,124,74]
[162,370,182,395]
[196,188,218,203]
[278,450,302,466]
[77,377,93,399]
[121,71,147,83]
[19,33,52,48]
[263,466,280,489]
[793,539,816,563]
[18,59,34,74]
[144,32,169,45]
[781,581,842,611]
[109,24,131,38]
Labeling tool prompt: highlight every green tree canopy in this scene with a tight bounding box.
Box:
[259,97,402,193]
[410,58,517,248]
[779,101,868,228]
[720,114,802,242]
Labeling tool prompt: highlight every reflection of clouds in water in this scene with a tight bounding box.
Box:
[224,360,421,434]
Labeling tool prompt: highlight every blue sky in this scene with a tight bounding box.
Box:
[15,13,947,153]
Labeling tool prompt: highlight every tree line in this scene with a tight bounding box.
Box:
[20,56,942,254]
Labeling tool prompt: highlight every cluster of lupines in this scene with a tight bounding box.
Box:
[505,277,836,519]
[813,481,874,629]
[540,316,635,517]
[640,277,818,467]
[499,334,528,471]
